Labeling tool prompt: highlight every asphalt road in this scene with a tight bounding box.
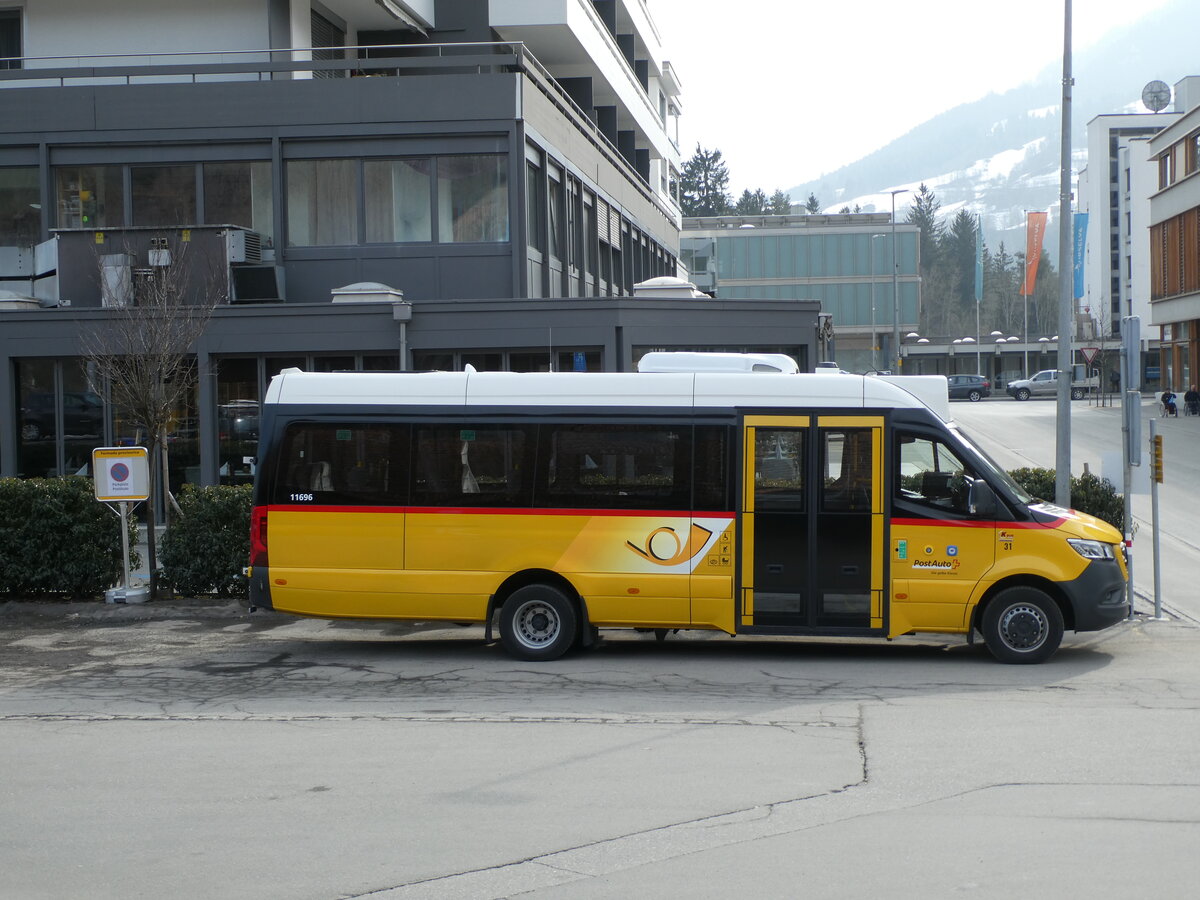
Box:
[2,596,1198,900]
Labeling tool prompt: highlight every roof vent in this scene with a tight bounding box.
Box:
[631,276,709,299]
[331,282,404,303]
[637,351,799,374]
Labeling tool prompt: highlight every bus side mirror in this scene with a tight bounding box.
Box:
[967,479,997,517]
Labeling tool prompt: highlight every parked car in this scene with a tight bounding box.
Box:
[947,374,991,401]
[19,391,104,440]
[1006,369,1094,401]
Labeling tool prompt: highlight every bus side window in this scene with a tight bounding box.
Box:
[413,425,532,507]
[273,423,405,505]
[896,433,972,514]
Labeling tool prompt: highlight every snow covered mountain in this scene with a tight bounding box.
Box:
[789,0,1199,257]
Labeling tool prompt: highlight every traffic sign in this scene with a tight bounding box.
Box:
[93,447,150,501]
[1081,346,1100,365]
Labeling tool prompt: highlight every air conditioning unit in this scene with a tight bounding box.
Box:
[100,253,133,307]
[224,229,263,265]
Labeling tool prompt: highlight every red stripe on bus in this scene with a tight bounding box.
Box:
[264,504,736,519]
[890,517,1060,529]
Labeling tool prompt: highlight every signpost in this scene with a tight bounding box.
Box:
[93,447,150,604]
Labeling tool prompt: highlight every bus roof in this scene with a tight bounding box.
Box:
[265,369,952,421]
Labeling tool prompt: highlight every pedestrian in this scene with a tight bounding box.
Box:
[1161,388,1178,417]
[1185,384,1200,416]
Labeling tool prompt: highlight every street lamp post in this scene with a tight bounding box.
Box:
[871,234,886,372]
[889,189,909,373]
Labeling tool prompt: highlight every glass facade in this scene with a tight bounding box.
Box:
[204,162,273,242]
[364,159,432,243]
[0,166,38,246]
[56,166,125,229]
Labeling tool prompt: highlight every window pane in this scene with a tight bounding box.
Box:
[364,159,432,243]
[695,425,731,510]
[755,428,804,510]
[0,10,21,70]
[539,424,691,510]
[216,358,259,485]
[413,425,531,507]
[204,162,273,243]
[131,166,197,226]
[56,166,125,229]
[896,433,973,514]
[438,155,509,243]
[548,174,563,260]
[16,359,60,477]
[823,429,873,512]
[286,159,357,246]
[274,423,406,505]
[0,166,39,246]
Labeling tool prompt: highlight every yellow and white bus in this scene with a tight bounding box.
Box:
[247,355,1128,664]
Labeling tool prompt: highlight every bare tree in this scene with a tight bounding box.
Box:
[81,234,225,597]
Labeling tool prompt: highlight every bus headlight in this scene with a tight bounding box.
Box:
[1067,539,1115,560]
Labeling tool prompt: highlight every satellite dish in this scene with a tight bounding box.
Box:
[1142,80,1171,113]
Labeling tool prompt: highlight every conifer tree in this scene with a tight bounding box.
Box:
[768,189,792,214]
[680,144,733,216]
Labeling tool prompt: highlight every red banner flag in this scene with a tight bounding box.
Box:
[1021,211,1048,296]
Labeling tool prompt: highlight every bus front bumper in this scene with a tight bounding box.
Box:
[1062,559,1128,632]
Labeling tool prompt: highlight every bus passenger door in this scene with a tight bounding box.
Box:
[739,416,884,632]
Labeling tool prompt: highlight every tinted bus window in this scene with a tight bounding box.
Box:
[539,423,691,510]
[412,425,533,507]
[694,425,733,510]
[273,423,407,505]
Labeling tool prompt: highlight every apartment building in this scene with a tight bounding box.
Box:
[1148,76,1200,393]
[0,1,821,486]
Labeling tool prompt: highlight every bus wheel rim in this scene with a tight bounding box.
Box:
[998,603,1048,651]
[513,600,559,649]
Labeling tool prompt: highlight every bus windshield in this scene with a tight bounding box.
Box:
[948,423,1035,506]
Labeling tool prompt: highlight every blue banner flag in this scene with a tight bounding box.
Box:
[1073,213,1089,300]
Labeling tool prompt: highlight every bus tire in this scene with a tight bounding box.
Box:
[981,587,1064,664]
[499,584,578,661]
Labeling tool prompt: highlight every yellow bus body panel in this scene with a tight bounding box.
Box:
[267,508,732,627]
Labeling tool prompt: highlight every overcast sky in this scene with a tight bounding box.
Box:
[650,0,1172,196]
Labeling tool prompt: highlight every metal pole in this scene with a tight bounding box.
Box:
[119,500,131,591]
[1149,419,1163,619]
[1122,392,1135,621]
[1054,0,1074,508]
[871,236,877,371]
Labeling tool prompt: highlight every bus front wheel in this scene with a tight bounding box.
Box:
[981,587,1064,664]
[499,584,578,661]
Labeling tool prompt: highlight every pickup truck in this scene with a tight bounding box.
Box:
[1006,369,1097,401]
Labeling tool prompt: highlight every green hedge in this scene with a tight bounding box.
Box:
[0,477,139,598]
[1007,467,1124,532]
[160,484,252,598]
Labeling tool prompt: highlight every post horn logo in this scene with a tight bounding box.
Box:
[626,523,713,566]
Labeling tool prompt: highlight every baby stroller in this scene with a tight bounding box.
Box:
[1161,390,1178,417]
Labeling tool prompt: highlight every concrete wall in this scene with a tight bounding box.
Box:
[23,0,272,62]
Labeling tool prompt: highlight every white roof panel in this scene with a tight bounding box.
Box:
[265,369,940,415]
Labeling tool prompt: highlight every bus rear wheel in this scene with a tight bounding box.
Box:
[981,587,1063,664]
[499,584,578,661]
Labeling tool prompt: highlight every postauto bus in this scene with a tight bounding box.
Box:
[247,355,1128,664]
